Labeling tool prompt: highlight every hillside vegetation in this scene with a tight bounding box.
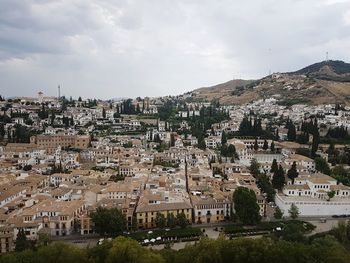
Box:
[191,60,350,105]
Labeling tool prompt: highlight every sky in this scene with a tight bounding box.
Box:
[0,0,350,100]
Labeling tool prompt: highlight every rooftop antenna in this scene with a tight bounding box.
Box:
[268,48,272,76]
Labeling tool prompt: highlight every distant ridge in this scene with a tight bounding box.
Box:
[189,60,350,105]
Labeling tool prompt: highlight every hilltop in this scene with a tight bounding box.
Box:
[191,60,350,105]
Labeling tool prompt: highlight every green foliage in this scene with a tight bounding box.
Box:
[4,230,350,263]
[270,159,278,174]
[249,158,260,177]
[155,213,166,228]
[272,165,285,190]
[233,187,261,225]
[90,207,126,237]
[274,207,283,219]
[176,213,189,229]
[238,116,263,136]
[288,203,300,219]
[257,174,276,202]
[315,157,331,175]
[15,229,29,252]
[287,161,299,182]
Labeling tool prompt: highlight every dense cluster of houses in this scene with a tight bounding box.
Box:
[0,92,349,253]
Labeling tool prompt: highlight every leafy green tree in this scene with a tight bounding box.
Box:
[249,158,260,177]
[287,161,299,182]
[288,203,299,219]
[233,187,261,225]
[167,213,177,228]
[90,207,126,237]
[315,157,331,175]
[106,237,163,263]
[257,174,276,202]
[155,213,166,228]
[15,229,29,252]
[176,212,189,229]
[274,207,283,219]
[327,190,336,201]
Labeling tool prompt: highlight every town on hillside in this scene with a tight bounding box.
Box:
[0,92,349,252]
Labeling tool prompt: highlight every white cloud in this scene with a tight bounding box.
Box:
[0,0,350,99]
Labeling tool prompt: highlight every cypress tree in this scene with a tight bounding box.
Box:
[287,161,299,183]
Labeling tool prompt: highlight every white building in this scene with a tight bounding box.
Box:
[275,173,350,217]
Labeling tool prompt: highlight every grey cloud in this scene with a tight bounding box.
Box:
[0,0,350,99]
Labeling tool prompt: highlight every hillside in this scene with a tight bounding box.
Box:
[191,60,350,105]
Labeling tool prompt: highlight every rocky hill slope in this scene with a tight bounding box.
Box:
[191,60,350,105]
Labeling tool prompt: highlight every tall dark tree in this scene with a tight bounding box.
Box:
[272,165,285,190]
[249,159,260,177]
[311,129,320,157]
[155,212,166,228]
[221,131,227,145]
[15,229,29,252]
[315,157,331,175]
[270,159,278,174]
[287,122,297,141]
[270,141,275,152]
[287,161,299,183]
[233,187,261,225]
[253,137,259,151]
[262,139,268,150]
[102,108,106,118]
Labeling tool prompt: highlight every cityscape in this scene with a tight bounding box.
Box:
[1,1,350,262]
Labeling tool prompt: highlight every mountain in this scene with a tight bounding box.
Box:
[191,60,350,105]
[291,60,350,82]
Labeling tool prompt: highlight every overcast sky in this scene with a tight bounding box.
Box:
[0,0,350,99]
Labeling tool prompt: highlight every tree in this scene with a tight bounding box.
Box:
[311,128,320,157]
[102,108,106,118]
[270,141,275,152]
[167,213,177,228]
[221,131,227,145]
[256,174,276,202]
[287,161,299,183]
[262,139,268,150]
[327,190,336,201]
[272,165,285,190]
[249,158,260,177]
[288,203,299,219]
[270,159,278,174]
[287,122,296,141]
[155,213,166,228]
[233,187,261,225]
[90,207,126,237]
[15,229,29,252]
[106,237,164,263]
[274,207,283,219]
[253,137,259,151]
[315,157,331,175]
[176,212,189,229]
